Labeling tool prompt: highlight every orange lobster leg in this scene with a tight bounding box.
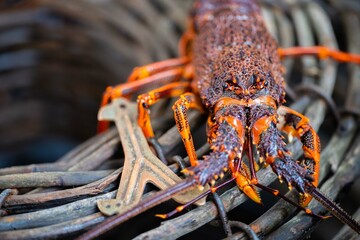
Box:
[137,82,192,138]
[278,46,360,64]
[137,82,193,162]
[127,57,190,82]
[173,93,204,167]
[233,172,261,204]
[229,160,261,204]
[179,20,196,57]
[277,106,321,207]
[98,68,185,132]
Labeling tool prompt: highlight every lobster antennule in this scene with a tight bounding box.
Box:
[308,186,360,234]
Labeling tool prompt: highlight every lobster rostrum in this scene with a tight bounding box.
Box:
[84,0,360,238]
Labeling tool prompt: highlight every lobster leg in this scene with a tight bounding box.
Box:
[278,46,360,64]
[98,67,189,132]
[231,162,262,205]
[137,82,192,162]
[127,57,190,82]
[172,92,204,167]
[179,19,196,57]
[277,106,321,207]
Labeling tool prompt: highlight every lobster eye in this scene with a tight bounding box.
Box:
[250,74,257,85]
[222,82,228,89]
[223,79,236,91]
[250,74,266,90]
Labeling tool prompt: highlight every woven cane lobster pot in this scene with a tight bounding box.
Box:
[0,0,359,239]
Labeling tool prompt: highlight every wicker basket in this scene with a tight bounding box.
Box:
[0,0,360,239]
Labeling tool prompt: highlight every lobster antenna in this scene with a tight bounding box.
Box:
[309,187,360,234]
[75,178,196,240]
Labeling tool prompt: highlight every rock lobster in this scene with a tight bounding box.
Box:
[80,0,360,238]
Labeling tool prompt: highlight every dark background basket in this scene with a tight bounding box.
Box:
[0,0,192,166]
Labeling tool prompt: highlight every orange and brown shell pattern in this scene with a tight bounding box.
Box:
[186,0,319,207]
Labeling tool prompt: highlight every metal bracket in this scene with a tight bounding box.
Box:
[97,98,207,216]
